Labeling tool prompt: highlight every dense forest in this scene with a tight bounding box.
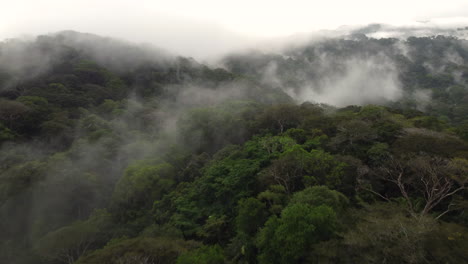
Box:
[0,31,467,264]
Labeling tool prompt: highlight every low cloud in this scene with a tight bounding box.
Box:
[288,55,402,106]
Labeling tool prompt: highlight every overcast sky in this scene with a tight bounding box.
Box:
[2,0,468,58]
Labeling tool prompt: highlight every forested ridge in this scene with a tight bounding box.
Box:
[0,31,467,264]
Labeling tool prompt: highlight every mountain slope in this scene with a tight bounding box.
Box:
[0,31,467,264]
[222,34,468,125]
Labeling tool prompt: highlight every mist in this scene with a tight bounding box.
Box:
[3,0,468,61]
[263,54,402,106]
[2,2,468,263]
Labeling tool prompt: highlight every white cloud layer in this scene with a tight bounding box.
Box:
[2,0,468,59]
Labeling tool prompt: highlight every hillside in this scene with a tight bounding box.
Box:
[223,34,468,124]
[0,31,467,264]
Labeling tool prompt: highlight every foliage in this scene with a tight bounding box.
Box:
[111,161,176,223]
[1,32,468,264]
[75,237,198,264]
[256,204,337,264]
[34,210,112,264]
[176,245,225,264]
[289,186,349,212]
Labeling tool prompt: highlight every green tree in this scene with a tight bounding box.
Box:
[75,237,198,264]
[236,198,268,236]
[0,122,15,142]
[257,204,337,264]
[289,186,349,212]
[177,245,225,264]
[259,145,345,193]
[34,210,112,264]
[111,161,175,223]
[343,203,437,264]
[0,99,29,130]
[257,185,288,214]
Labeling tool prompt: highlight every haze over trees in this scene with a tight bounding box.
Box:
[0,30,467,264]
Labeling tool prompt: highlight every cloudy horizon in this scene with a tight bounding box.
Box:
[2,0,468,59]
